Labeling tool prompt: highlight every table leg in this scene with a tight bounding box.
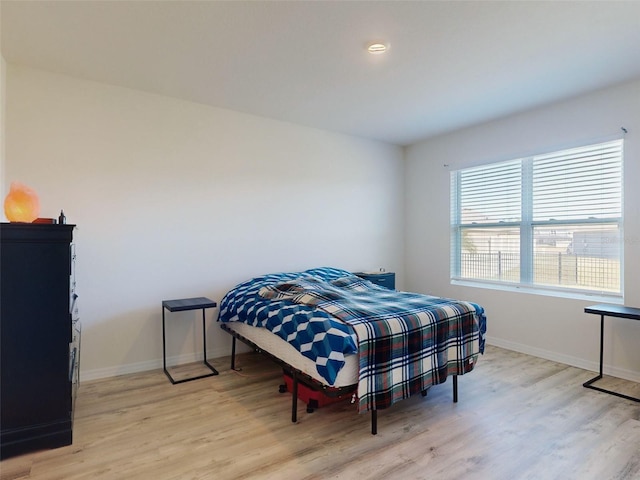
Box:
[202,308,207,362]
[164,305,218,384]
[598,314,604,377]
[162,306,174,383]
[583,313,639,402]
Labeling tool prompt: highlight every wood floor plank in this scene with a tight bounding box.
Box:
[1,346,639,480]
[564,418,640,480]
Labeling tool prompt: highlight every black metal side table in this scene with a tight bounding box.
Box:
[162,297,219,384]
[583,304,640,402]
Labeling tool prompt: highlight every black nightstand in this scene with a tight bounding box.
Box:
[162,297,219,384]
[355,271,395,290]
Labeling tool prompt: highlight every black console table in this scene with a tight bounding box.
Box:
[162,297,218,384]
[583,304,640,402]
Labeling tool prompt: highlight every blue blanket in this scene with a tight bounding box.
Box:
[218,268,358,385]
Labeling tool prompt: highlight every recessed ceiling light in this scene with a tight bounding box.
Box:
[367,42,389,54]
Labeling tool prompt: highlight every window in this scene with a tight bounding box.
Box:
[450,139,623,297]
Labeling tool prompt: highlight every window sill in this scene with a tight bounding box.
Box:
[451,279,623,304]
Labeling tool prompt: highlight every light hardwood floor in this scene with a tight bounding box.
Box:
[1,346,639,480]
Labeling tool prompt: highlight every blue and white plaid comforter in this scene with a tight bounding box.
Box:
[219,267,486,412]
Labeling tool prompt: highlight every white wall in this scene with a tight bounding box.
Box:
[1,55,6,213]
[405,80,640,382]
[5,65,404,380]
[8,62,638,384]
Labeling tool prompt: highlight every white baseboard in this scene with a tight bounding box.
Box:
[486,335,640,384]
[80,346,240,382]
[82,337,640,384]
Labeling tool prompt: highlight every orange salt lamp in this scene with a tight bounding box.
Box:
[4,182,41,223]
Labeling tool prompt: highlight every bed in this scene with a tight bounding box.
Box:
[218,267,486,434]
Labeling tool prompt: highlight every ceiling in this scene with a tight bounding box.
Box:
[2,1,640,146]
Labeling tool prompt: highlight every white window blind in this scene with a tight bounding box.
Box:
[532,141,622,222]
[451,139,623,297]
[459,159,521,224]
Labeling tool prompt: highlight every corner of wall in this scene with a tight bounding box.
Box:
[1,55,6,217]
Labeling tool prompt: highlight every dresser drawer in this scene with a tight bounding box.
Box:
[355,272,395,290]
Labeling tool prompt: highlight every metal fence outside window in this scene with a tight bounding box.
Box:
[460,252,620,292]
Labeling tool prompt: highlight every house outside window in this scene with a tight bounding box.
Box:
[450,139,623,298]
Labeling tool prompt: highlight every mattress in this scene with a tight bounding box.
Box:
[223,321,359,389]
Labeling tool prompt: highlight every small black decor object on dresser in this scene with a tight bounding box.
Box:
[0,223,78,459]
[355,271,396,290]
